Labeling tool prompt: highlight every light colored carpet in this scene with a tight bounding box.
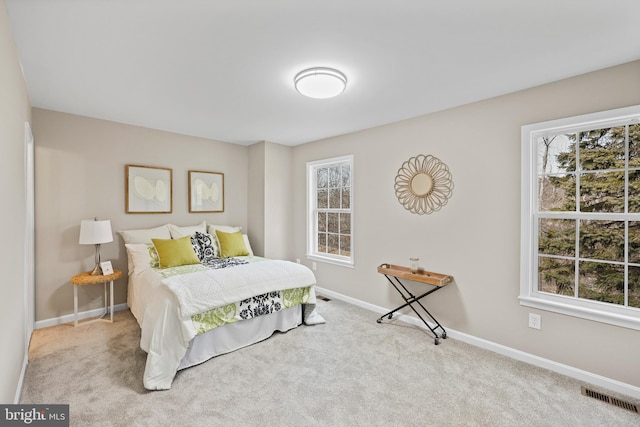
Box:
[21,298,639,426]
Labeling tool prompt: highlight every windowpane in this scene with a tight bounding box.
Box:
[317,212,327,232]
[317,233,327,253]
[539,174,575,211]
[328,188,341,208]
[340,235,351,257]
[629,266,640,308]
[317,168,328,189]
[327,213,339,233]
[579,127,625,171]
[629,124,640,168]
[538,218,575,256]
[339,213,351,234]
[525,111,640,328]
[327,234,339,255]
[308,156,353,266]
[329,167,340,187]
[580,171,625,213]
[538,134,575,174]
[629,171,640,213]
[578,261,624,305]
[579,220,624,262]
[341,188,351,209]
[341,165,351,187]
[629,222,640,264]
[317,190,328,209]
[538,257,574,296]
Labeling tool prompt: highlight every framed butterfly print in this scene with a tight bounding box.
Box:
[125,164,173,214]
[188,170,224,212]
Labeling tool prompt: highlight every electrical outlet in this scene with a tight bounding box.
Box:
[296,258,301,264]
[312,262,317,271]
[528,313,541,330]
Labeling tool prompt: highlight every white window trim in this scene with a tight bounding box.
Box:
[306,155,354,268]
[520,104,640,330]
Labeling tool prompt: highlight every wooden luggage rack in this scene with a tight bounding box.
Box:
[376,263,453,345]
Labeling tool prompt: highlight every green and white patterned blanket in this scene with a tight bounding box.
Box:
[191,286,313,335]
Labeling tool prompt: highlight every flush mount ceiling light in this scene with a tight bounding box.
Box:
[294,67,347,99]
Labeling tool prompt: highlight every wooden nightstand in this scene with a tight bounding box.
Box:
[71,269,122,326]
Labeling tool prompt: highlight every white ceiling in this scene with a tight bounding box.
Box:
[6,0,640,146]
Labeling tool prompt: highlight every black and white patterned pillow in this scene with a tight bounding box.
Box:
[190,235,203,261]
[194,231,218,262]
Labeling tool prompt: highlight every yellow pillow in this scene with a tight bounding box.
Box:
[215,230,249,258]
[151,236,200,268]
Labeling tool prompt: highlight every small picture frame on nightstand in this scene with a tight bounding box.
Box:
[100,261,114,275]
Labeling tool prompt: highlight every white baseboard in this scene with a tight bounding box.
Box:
[34,303,129,329]
[315,286,640,400]
[14,353,28,404]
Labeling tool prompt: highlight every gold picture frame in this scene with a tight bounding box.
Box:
[125,164,173,214]
[188,170,224,213]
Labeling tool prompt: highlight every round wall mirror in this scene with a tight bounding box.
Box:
[394,154,453,215]
[410,173,434,196]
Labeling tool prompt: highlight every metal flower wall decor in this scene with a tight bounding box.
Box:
[394,154,453,215]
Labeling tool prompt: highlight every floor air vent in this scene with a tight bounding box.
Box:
[581,386,639,414]
[317,295,331,301]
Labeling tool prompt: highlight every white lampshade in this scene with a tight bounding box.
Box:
[294,67,347,99]
[79,219,113,245]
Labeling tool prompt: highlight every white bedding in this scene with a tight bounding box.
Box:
[130,256,323,390]
[163,260,316,318]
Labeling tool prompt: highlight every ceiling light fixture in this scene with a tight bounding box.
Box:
[294,67,347,99]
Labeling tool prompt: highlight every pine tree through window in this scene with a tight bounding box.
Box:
[521,106,640,329]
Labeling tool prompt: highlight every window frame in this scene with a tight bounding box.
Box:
[520,105,640,330]
[306,155,354,268]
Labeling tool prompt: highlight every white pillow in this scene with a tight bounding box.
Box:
[119,224,171,244]
[125,243,159,275]
[168,221,207,238]
[207,224,242,235]
[242,234,254,257]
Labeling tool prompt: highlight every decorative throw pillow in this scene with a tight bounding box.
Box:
[148,244,160,268]
[190,235,203,261]
[194,231,218,262]
[215,230,250,258]
[152,236,201,268]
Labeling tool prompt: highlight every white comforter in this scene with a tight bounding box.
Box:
[136,258,318,390]
[165,260,316,318]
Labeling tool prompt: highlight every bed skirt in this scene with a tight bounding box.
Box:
[177,305,302,370]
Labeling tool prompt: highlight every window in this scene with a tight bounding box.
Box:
[307,155,354,267]
[521,105,640,330]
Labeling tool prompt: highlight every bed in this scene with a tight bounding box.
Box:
[121,222,324,390]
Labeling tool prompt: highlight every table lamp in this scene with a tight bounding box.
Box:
[79,218,113,275]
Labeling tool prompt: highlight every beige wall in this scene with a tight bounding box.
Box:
[32,109,249,322]
[247,142,266,256]
[291,61,640,387]
[263,141,293,260]
[247,141,294,260]
[0,0,31,403]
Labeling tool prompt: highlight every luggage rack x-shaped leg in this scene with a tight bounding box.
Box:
[376,273,447,345]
